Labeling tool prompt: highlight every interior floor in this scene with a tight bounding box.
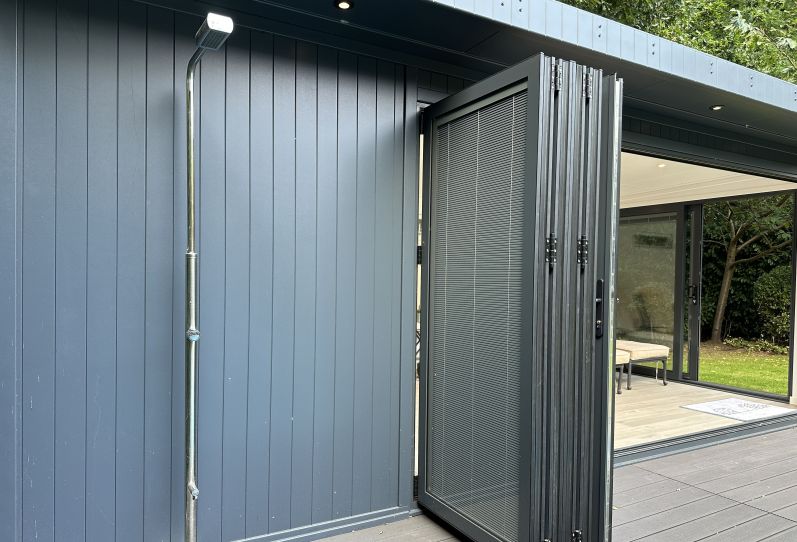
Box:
[614,375,797,449]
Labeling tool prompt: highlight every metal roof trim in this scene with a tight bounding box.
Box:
[429,0,797,113]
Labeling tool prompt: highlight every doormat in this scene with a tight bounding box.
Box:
[682,397,794,422]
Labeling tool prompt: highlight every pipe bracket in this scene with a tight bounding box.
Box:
[186,328,200,342]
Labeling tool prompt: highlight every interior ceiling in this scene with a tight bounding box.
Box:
[620,153,796,209]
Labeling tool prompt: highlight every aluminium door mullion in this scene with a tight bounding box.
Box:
[596,73,623,542]
[570,63,589,536]
[688,204,703,382]
[542,57,564,540]
[557,61,581,542]
[587,69,605,539]
[573,65,589,533]
[672,207,687,381]
[566,62,580,539]
[525,56,553,542]
[551,60,568,541]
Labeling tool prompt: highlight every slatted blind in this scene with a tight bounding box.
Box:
[427,90,527,542]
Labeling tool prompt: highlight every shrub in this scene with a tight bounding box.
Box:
[753,265,792,344]
[724,336,789,355]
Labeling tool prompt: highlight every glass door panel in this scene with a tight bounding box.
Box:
[616,214,679,366]
[697,194,794,396]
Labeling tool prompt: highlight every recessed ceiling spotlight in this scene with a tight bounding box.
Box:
[335,0,353,9]
[710,104,724,111]
[657,163,667,168]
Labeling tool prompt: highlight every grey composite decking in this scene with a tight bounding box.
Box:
[322,427,797,541]
[612,426,797,541]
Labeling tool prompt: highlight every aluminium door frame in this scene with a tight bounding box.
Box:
[418,54,622,542]
[686,203,703,382]
[687,191,796,402]
[418,59,538,542]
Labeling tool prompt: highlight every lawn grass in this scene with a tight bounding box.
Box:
[638,341,789,396]
[697,343,789,396]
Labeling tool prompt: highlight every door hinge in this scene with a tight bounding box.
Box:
[584,71,593,100]
[553,61,563,93]
[571,530,583,542]
[545,234,558,269]
[417,245,423,265]
[577,235,589,269]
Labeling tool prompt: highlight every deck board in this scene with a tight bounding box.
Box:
[319,428,797,542]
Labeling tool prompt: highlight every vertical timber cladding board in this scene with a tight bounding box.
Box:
[0,1,16,541]
[22,2,57,542]
[12,1,410,541]
[425,56,615,542]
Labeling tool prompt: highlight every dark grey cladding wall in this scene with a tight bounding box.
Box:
[0,0,419,540]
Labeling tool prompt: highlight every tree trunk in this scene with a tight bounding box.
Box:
[711,240,737,343]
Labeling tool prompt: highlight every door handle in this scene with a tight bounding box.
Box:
[688,284,698,305]
[595,279,604,338]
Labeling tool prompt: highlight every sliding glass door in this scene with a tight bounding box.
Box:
[616,212,680,372]
[692,194,795,397]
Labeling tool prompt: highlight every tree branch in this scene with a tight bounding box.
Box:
[703,239,727,247]
[753,26,797,72]
[737,219,791,252]
[728,194,790,247]
[733,239,792,267]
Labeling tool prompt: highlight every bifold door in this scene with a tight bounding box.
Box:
[418,54,622,542]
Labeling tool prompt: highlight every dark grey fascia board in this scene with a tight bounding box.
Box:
[430,0,797,113]
[425,0,797,146]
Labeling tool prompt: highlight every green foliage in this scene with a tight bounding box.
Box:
[753,265,793,344]
[724,336,789,356]
[562,0,797,83]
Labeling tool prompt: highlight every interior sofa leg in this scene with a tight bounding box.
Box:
[661,359,668,385]
[627,362,632,390]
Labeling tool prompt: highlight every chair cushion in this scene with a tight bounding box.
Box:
[616,340,669,360]
[615,349,630,365]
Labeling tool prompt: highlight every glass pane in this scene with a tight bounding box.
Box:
[616,214,678,361]
[698,194,793,396]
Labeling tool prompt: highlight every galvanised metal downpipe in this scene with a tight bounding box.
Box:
[184,12,233,542]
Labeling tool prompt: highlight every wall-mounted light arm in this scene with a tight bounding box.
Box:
[184,12,232,542]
